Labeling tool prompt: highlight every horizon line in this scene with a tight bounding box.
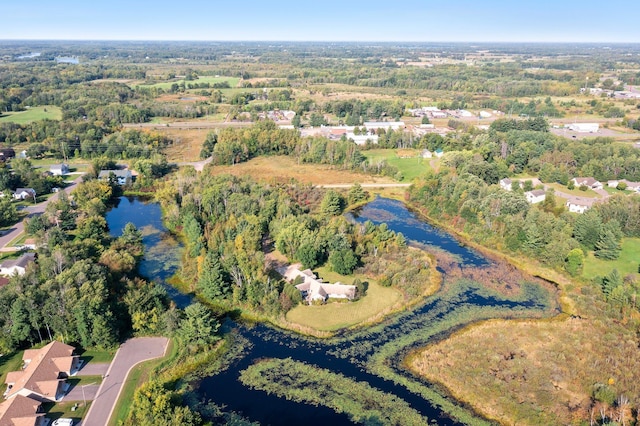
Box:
[1,39,639,45]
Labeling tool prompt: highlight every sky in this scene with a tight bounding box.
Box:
[3,0,640,43]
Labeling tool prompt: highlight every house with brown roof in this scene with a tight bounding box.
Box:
[3,341,80,402]
[0,394,45,426]
[282,265,356,303]
[571,177,603,190]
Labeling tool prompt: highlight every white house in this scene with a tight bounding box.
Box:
[525,189,546,204]
[49,163,69,176]
[499,178,513,191]
[566,200,590,214]
[571,177,603,190]
[363,121,405,132]
[98,170,133,185]
[12,188,36,201]
[346,133,379,146]
[282,264,356,303]
[0,253,36,276]
[567,123,599,133]
[421,149,433,159]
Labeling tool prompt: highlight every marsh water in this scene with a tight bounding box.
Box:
[106,196,557,425]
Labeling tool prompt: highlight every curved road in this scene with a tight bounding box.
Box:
[82,337,169,426]
[0,175,85,251]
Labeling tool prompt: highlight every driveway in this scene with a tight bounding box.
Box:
[64,384,99,402]
[82,337,169,426]
[76,363,110,376]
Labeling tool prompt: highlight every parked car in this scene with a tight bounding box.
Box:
[52,418,74,426]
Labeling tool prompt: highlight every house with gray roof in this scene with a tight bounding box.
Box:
[98,169,132,185]
[0,253,36,276]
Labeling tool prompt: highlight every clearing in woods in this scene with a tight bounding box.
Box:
[206,156,397,185]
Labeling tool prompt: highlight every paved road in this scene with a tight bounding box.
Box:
[320,183,412,188]
[123,121,255,130]
[82,337,169,426]
[0,175,84,251]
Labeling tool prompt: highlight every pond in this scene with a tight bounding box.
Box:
[105,196,557,425]
[105,196,191,309]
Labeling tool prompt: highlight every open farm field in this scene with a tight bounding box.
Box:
[155,127,210,161]
[207,156,397,185]
[583,238,640,279]
[0,106,62,124]
[134,76,240,90]
[363,149,435,182]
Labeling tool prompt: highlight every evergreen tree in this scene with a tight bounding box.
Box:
[197,251,230,300]
[321,190,345,216]
[602,269,623,298]
[594,222,622,260]
[348,183,368,205]
[179,303,220,348]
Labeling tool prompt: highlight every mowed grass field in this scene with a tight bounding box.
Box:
[363,149,435,182]
[134,76,239,91]
[583,238,640,279]
[207,156,397,185]
[0,106,62,124]
[286,268,402,331]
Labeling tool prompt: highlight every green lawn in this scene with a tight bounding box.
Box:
[78,348,116,364]
[0,106,62,124]
[43,401,91,424]
[286,267,403,331]
[363,149,433,182]
[583,238,640,279]
[546,182,600,198]
[0,351,24,385]
[135,76,239,91]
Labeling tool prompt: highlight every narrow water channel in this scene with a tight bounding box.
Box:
[106,196,558,425]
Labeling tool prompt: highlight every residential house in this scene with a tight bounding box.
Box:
[12,188,36,201]
[0,394,45,426]
[525,190,546,204]
[98,170,132,186]
[346,133,379,146]
[421,149,433,159]
[49,164,69,176]
[282,265,356,303]
[499,178,513,191]
[4,341,80,402]
[626,181,640,192]
[607,179,640,192]
[363,121,405,132]
[567,123,599,133]
[566,200,591,214]
[0,253,36,276]
[571,177,603,190]
[434,148,444,158]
